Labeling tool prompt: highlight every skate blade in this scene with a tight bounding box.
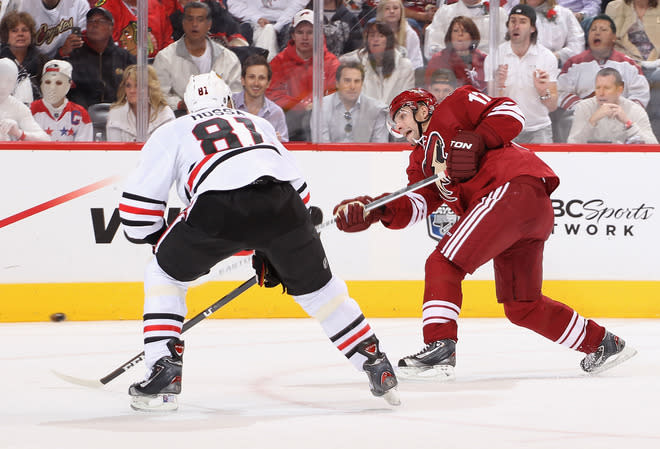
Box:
[130,393,178,412]
[396,364,456,381]
[381,388,401,406]
[585,345,638,375]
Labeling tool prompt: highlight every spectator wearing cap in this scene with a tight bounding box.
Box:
[557,14,650,111]
[153,1,241,115]
[318,61,388,143]
[0,10,48,104]
[96,0,172,58]
[426,68,458,102]
[25,0,89,59]
[485,4,559,143]
[267,9,340,141]
[568,66,657,143]
[424,0,507,60]
[232,54,288,141]
[0,57,49,141]
[30,59,92,141]
[63,7,135,108]
[228,0,308,61]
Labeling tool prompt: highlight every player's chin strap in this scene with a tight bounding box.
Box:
[413,109,432,145]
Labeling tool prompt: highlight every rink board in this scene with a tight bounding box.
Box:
[0,143,659,321]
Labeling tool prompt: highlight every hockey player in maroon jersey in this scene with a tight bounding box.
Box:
[333,86,637,379]
[119,72,399,411]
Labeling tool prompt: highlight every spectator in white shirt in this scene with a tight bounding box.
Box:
[485,4,559,143]
[520,0,584,65]
[568,67,658,143]
[377,0,423,69]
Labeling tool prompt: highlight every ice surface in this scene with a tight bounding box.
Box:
[3,318,658,449]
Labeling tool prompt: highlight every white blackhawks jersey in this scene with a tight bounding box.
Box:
[27,0,89,58]
[119,106,310,243]
[31,99,93,141]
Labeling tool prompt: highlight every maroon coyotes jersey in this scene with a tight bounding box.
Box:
[385,86,560,229]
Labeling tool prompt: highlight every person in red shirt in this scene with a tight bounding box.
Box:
[95,0,172,58]
[267,9,339,141]
[333,86,637,380]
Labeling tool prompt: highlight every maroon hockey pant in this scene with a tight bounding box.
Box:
[422,176,605,353]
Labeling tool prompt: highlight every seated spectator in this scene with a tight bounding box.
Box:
[31,59,92,141]
[520,0,584,66]
[319,61,388,142]
[605,0,660,64]
[558,14,650,110]
[340,20,414,105]
[0,11,47,104]
[154,1,241,115]
[0,57,49,141]
[424,15,487,91]
[106,65,175,141]
[169,0,247,46]
[427,68,459,102]
[65,7,136,108]
[97,0,172,58]
[267,9,340,141]
[485,4,559,143]
[227,0,308,61]
[424,0,507,59]
[304,0,363,57]
[232,54,288,141]
[568,67,658,143]
[0,0,20,22]
[377,0,423,69]
[25,0,89,59]
[556,0,600,27]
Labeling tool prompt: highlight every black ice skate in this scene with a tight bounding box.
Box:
[356,336,400,406]
[129,339,184,411]
[397,339,456,380]
[580,331,637,375]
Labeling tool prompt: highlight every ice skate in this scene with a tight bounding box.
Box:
[580,331,637,375]
[397,339,456,380]
[356,336,400,406]
[129,339,184,411]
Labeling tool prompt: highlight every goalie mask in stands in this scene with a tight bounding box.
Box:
[387,88,437,139]
[183,71,233,113]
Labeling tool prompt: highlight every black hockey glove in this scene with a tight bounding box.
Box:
[252,251,285,292]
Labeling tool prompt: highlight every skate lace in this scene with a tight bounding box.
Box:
[411,342,437,358]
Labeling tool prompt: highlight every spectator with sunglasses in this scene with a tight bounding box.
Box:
[319,60,388,142]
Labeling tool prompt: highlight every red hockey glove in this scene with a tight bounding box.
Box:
[333,195,387,233]
[446,130,485,182]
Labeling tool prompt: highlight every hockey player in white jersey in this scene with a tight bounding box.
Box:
[119,72,400,411]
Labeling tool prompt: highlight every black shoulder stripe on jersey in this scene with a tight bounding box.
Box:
[296,182,308,194]
[143,313,185,322]
[120,218,159,227]
[193,144,281,194]
[122,192,167,206]
[329,314,366,342]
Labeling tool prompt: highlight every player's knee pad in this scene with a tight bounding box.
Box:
[424,251,466,301]
[502,300,539,327]
[293,275,348,319]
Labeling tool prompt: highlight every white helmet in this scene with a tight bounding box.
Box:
[183,71,233,113]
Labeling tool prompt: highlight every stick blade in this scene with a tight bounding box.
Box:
[51,369,105,389]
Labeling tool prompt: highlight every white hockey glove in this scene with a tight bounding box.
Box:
[0,119,21,140]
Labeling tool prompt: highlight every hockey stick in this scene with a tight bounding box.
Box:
[52,277,257,388]
[316,172,440,231]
